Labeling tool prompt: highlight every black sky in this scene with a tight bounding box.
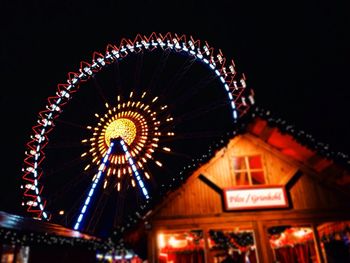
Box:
[1,1,348,215]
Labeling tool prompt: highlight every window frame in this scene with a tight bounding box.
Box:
[230,154,268,186]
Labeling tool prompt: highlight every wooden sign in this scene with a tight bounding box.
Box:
[224,185,288,210]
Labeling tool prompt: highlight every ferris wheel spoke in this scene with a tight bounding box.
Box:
[113,171,142,227]
[44,168,96,220]
[160,55,197,98]
[169,72,219,107]
[162,130,226,141]
[85,179,115,233]
[158,149,192,160]
[92,76,108,104]
[164,98,229,130]
[133,51,144,91]
[55,188,88,226]
[147,49,171,93]
[113,60,122,96]
[55,119,89,130]
[47,166,95,204]
[44,155,85,177]
[114,196,126,226]
[45,141,86,150]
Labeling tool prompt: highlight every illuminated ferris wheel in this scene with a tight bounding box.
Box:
[21,32,254,234]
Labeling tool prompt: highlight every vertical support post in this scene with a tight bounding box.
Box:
[256,221,274,263]
[312,223,325,263]
[202,227,210,263]
[148,230,156,263]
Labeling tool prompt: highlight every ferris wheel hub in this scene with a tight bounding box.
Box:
[105,118,137,146]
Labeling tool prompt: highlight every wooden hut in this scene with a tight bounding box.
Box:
[140,109,350,263]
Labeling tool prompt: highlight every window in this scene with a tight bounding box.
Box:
[232,155,266,185]
[157,230,205,263]
[156,228,259,263]
[268,225,319,263]
[207,228,258,263]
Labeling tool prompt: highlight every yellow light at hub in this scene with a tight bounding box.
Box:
[104,118,137,146]
[83,94,174,190]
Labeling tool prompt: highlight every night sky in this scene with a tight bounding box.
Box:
[1,1,348,221]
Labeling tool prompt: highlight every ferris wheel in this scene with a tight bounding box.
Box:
[21,32,254,234]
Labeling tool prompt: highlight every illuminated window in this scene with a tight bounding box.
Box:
[207,228,258,263]
[268,225,319,263]
[157,230,205,263]
[232,155,266,185]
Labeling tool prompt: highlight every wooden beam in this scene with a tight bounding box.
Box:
[152,208,350,227]
[198,174,222,194]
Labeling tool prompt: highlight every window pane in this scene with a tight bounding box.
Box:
[249,155,262,169]
[251,171,265,185]
[235,171,250,185]
[233,157,246,170]
[268,225,319,263]
[157,230,205,263]
[207,229,258,263]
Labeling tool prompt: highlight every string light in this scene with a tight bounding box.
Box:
[120,138,149,199]
[74,143,115,231]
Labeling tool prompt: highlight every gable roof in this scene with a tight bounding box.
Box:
[251,107,349,168]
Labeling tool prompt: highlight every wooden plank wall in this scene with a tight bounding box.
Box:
[290,172,350,210]
[154,134,350,219]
